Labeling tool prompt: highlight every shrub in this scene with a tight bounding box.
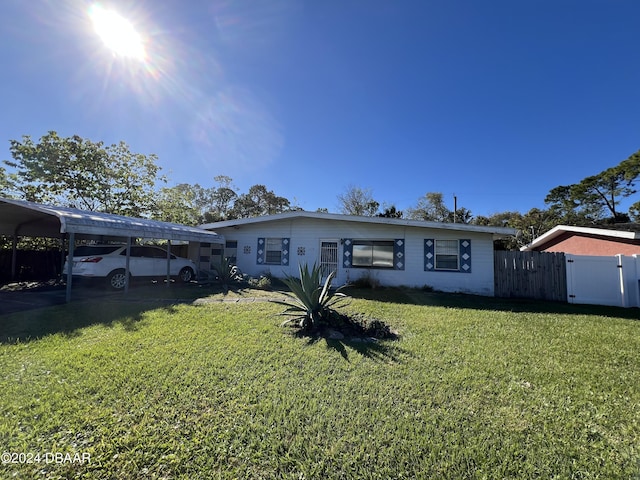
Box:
[349,271,381,289]
[247,275,272,290]
[212,257,242,292]
[271,263,348,331]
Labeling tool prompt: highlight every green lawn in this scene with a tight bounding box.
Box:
[0,287,638,479]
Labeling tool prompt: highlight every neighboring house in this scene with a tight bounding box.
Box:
[200,211,515,296]
[520,224,640,256]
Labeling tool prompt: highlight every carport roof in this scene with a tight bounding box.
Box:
[0,197,224,243]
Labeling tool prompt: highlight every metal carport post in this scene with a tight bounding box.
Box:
[124,237,132,294]
[166,239,172,287]
[65,232,74,303]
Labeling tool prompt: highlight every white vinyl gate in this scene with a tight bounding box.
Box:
[566,254,640,308]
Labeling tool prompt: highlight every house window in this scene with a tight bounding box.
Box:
[435,240,459,270]
[352,240,395,268]
[257,237,290,265]
[424,239,472,273]
[265,238,282,264]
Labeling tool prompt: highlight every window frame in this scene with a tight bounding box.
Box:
[424,238,471,273]
[434,239,460,271]
[351,240,395,269]
[264,237,283,265]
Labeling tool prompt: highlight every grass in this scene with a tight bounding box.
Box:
[0,286,638,479]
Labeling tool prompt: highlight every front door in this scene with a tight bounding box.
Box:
[320,240,339,281]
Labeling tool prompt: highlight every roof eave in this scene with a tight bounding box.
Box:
[201,211,517,236]
[520,224,640,251]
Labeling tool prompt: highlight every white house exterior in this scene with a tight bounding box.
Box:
[200,212,516,296]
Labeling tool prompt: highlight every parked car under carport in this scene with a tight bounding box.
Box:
[64,244,198,290]
[0,197,225,301]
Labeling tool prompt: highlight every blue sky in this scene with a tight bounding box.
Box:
[1,0,639,217]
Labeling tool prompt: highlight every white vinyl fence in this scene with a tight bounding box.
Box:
[566,254,640,308]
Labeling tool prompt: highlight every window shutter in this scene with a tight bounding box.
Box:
[343,239,353,267]
[394,239,405,270]
[460,239,471,273]
[281,238,290,265]
[257,238,265,264]
[424,239,435,271]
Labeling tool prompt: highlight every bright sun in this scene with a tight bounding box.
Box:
[89,4,145,60]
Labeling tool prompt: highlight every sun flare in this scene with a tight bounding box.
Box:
[89,4,145,60]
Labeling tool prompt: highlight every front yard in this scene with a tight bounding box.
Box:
[0,287,638,479]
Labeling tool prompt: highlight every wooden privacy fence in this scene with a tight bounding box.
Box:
[494,251,567,302]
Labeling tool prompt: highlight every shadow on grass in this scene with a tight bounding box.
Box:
[343,287,640,320]
[327,337,408,363]
[0,283,221,344]
[298,331,407,363]
[0,301,183,345]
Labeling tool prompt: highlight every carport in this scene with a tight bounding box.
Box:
[0,197,224,301]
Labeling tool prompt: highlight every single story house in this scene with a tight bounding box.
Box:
[520,224,640,256]
[200,211,516,296]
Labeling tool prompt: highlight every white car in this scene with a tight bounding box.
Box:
[64,245,197,289]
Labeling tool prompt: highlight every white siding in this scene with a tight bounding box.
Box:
[213,217,497,296]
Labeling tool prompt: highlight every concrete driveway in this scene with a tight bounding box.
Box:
[0,277,236,316]
[0,283,121,315]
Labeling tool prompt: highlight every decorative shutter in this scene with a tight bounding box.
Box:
[343,239,353,267]
[424,239,435,271]
[257,238,265,264]
[394,239,405,270]
[460,239,472,273]
[281,238,290,265]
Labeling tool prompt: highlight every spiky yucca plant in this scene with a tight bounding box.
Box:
[271,262,348,331]
[213,257,242,292]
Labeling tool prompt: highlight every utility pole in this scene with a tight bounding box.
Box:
[453,194,457,223]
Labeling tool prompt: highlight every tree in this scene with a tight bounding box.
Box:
[449,206,473,224]
[406,192,451,222]
[206,175,238,222]
[545,149,640,223]
[473,208,559,250]
[629,201,640,222]
[337,185,379,216]
[473,211,522,250]
[229,184,291,218]
[153,183,202,226]
[377,205,404,218]
[155,178,292,223]
[5,131,165,216]
[0,166,13,198]
[474,211,522,228]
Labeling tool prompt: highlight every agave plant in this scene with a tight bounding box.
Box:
[213,257,242,292]
[271,262,348,331]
